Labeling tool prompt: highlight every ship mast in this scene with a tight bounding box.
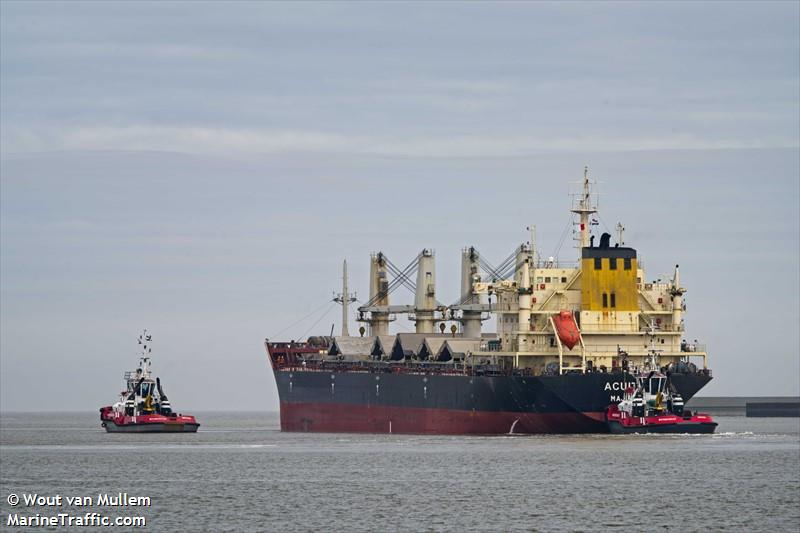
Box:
[616,222,626,246]
[333,260,357,337]
[137,329,152,378]
[571,166,597,250]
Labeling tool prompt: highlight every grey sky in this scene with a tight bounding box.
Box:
[1,1,798,411]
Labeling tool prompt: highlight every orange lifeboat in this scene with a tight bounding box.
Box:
[552,311,580,350]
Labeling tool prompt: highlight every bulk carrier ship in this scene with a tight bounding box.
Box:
[266,170,712,434]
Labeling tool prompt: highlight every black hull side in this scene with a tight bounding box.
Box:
[274,369,712,434]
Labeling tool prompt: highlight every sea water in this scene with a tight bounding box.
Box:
[1,412,798,532]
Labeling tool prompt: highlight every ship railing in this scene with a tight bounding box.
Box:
[274,358,713,378]
[680,343,706,353]
[274,358,527,377]
[480,341,503,352]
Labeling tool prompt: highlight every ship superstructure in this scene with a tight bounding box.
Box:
[266,169,711,434]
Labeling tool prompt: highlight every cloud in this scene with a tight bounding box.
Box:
[3,124,797,159]
[1,126,353,156]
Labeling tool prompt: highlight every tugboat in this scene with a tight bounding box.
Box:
[605,349,717,434]
[99,331,199,433]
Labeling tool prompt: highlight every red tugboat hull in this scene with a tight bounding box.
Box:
[605,406,717,434]
[100,408,199,433]
[607,419,717,434]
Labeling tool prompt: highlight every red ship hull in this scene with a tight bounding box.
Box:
[280,401,606,434]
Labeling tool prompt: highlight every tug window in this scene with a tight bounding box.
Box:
[602,293,608,308]
[594,258,602,270]
[649,378,664,394]
[545,277,551,283]
[609,258,617,270]
[624,258,632,270]
[561,277,567,283]
[610,293,616,308]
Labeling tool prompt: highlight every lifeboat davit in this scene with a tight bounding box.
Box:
[552,311,580,350]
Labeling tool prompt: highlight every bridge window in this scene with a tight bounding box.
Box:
[649,378,664,394]
[610,293,616,308]
[602,293,608,308]
[545,277,551,283]
[594,258,602,270]
[561,277,567,283]
[624,258,632,270]
[609,258,617,270]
